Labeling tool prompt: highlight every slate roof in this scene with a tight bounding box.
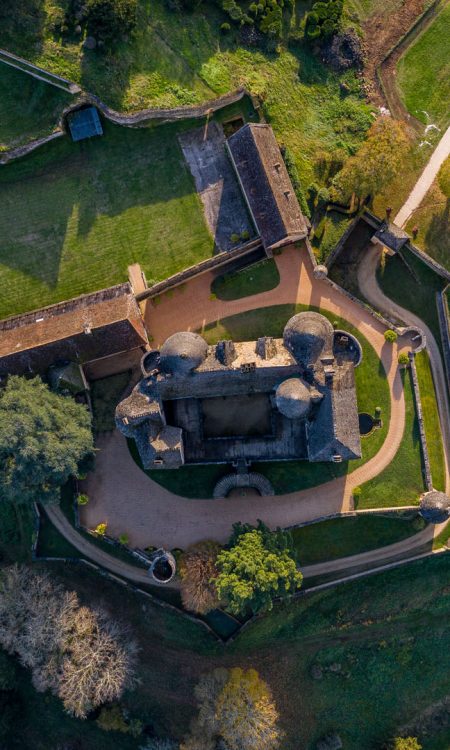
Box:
[227,123,309,251]
[307,363,361,462]
[283,312,334,366]
[68,107,103,142]
[159,331,208,374]
[374,221,409,252]
[275,377,312,419]
[420,490,450,524]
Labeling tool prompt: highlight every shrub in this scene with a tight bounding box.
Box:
[352,486,362,499]
[94,522,108,536]
[384,329,398,343]
[240,229,250,240]
[390,739,422,750]
[85,0,138,44]
[230,233,240,243]
[317,186,330,208]
[77,493,89,506]
[220,21,231,32]
[97,704,130,733]
[118,533,129,546]
[398,352,410,366]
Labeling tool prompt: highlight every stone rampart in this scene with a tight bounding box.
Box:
[409,352,433,491]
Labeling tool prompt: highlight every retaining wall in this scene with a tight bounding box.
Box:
[0,130,65,165]
[136,239,264,301]
[437,290,450,390]
[409,352,433,491]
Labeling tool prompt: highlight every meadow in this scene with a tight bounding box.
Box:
[396,3,450,128]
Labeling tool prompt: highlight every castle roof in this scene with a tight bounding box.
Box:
[275,378,312,419]
[227,123,309,251]
[420,490,450,524]
[159,331,208,375]
[283,311,334,366]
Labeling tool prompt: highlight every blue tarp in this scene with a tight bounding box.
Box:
[68,107,103,142]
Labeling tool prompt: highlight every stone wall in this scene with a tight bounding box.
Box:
[0,130,65,165]
[136,239,264,301]
[437,290,450,390]
[409,352,433,491]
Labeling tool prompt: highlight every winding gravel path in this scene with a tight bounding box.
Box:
[394,125,450,228]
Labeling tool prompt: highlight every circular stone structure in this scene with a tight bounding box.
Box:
[149,550,176,583]
[358,412,375,435]
[275,378,311,419]
[419,491,450,524]
[159,331,208,375]
[313,264,328,279]
[333,330,363,367]
[283,312,334,366]
[213,472,275,499]
[140,349,160,377]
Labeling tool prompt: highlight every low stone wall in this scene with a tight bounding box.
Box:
[408,242,450,282]
[136,239,263,301]
[0,130,65,165]
[409,352,433,491]
[437,290,450,390]
[79,87,254,128]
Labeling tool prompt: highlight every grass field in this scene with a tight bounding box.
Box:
[405,156,449,270]
[396,3,450,128]
[211,258,280,300]
[415,350,446,492]
[6,552,450,749]
[292,513,425,565]
[0,64,73,149]
[0,118,214,319]
[358,368,424,508]
[134,303,391,497]
[377,247,447,350]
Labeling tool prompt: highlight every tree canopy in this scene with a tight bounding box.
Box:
[331,117,409,203]
[215,521,302,615]
[179,541,221,614]
[182,667,281,750]
[391,739,422,750]
[0,376,94,506]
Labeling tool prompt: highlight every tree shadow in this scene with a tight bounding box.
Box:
[0,0,46,57]
[423,200,449,268]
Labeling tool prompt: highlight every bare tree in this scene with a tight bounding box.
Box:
[0,566,137,719]
[179,542,221,615]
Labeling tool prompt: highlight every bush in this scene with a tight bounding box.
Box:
[118,533,129,546]
[352,486,362,499]
[94,522,108,536]
[230,233,240,243]
[97,704,130,733]
[240,229,250,240]
[85,0,138,44]
[390,739,422,750]
[77,493,89,506]
[220,21,231,32]
[398,352,410,366]
[384,329,398,343]
[317,186,330,208]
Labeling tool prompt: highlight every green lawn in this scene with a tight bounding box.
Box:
[0,502,34,564]
[211,258,280,300]
[358,368,425,508]
[292,513,425,566]
[135,303,391,497]
[0,64,73,150]
[377,246,447,349]
[396,3,450,128]
[415,350,446,492]
[0,118,214,319]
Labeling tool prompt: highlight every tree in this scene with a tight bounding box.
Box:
[86,0,138,44]
[182,667,281,750]
[215,522,302,615]
[331,117,409,204]
[97,704,130,733]
[391,739,422,750]
[179,541,221,614]
[0,566,137,718]
[140,740,179,750]
[0,376,94,506]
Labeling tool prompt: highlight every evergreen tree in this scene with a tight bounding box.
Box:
[0,376,94,505]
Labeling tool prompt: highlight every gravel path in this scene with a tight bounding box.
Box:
[394,125,450,228]
[357,243,450,494]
